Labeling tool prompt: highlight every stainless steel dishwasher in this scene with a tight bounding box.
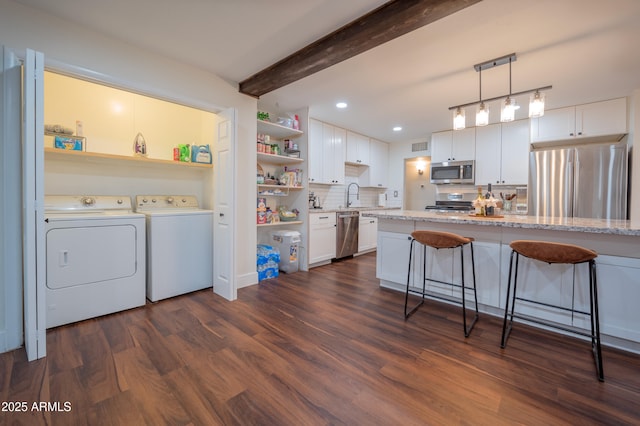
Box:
[336,211,359,259]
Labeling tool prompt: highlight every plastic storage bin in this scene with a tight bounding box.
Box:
[271,230,300,273]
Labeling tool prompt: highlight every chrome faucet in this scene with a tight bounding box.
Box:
[347,182,360,207]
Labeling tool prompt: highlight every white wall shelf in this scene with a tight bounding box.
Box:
[257,221,303,227]
[45,147,212,169]
[257,119,303,140]
[257,184,304,196]
[257,152,304,166]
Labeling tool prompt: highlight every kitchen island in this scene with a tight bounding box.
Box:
[363,210,640,353]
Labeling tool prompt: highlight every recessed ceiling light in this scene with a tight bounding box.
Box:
[393,126,402,132]
[336,102,348,109]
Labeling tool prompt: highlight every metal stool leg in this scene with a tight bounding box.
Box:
[461,242,478,337]
[501,250,519,348]
[404,239,425,318]
[589,259,604,381]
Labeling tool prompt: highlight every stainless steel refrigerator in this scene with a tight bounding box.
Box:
[528,142,629,219]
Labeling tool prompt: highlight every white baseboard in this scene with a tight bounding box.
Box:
[237,271,258,289]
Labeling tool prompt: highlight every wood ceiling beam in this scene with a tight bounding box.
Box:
[239,0,482,98]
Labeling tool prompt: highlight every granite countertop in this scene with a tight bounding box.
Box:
[309,207,401,214]
[362,209,640,237]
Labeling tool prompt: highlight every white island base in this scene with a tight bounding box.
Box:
[364,210,640,355]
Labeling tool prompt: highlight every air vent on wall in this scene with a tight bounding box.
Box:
[412,141,429,152]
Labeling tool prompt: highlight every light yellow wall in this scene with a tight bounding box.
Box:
[404,157,436,210]
[44,72,216,160]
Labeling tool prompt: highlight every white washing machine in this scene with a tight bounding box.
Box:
[135,195,213,302]
[44,195,146,328]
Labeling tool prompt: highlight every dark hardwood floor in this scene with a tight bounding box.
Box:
[2,252,640,425]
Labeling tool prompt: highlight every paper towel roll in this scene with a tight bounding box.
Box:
[378,193,386,207]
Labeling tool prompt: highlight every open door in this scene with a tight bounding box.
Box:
[1,47,24,353]
[213,108,236,301]
[22,49,46,360]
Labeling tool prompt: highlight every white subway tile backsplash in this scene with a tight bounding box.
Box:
[308,165,387,210]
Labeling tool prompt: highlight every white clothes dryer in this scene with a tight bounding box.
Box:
[44,195,146,328]
[135,195,213,302]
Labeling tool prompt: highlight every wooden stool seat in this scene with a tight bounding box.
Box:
[405,230,478,337]
[510,240,597,264]
[501,239,603,381]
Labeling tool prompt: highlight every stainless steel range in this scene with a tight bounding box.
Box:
[425,192,475,213]
[425,200,474,213]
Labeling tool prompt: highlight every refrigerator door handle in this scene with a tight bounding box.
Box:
[569,159,575,218]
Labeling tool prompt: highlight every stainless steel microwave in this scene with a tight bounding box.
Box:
[430,160,475,184]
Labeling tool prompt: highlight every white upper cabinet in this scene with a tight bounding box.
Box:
[474,124,501,185]
[308,118,324,183]
[430,131,452,163]
[530,97,627,146]
[431,128,475,163]
[309,118,345,184]
[345,130,370,165]
[326,124,346,184]
[475,120,529,186]
[500,119,530,185]
[361,138,389,188]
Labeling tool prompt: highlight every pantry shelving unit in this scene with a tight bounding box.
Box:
[256,119,306,229]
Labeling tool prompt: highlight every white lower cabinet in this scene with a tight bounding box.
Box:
[358,213,377,253]
[377,222,640,348]
[377,231,500,306]
[377,230,455,290]
[465,241,501,308]
[572,255,640,343]
[499,244,575,327]
[308,213,336,266]
[499,248,640,340]
[377,231,414,284]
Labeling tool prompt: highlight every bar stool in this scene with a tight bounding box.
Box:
[500,240,603,381]
[405,230,478,337]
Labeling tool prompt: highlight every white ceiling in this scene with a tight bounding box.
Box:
[13,0,640,144]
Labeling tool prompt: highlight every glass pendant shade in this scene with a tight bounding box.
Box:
[476,102,489,126]
[501,97,516,122]
[529,91,546,117]
[453,107,466,130]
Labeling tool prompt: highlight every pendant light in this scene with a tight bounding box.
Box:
[476,103,489,126]
[475,68,489,127]
[453,107,465,130]
[448,53,552,130]
[500,57,516,122]
[529,90,546,117]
